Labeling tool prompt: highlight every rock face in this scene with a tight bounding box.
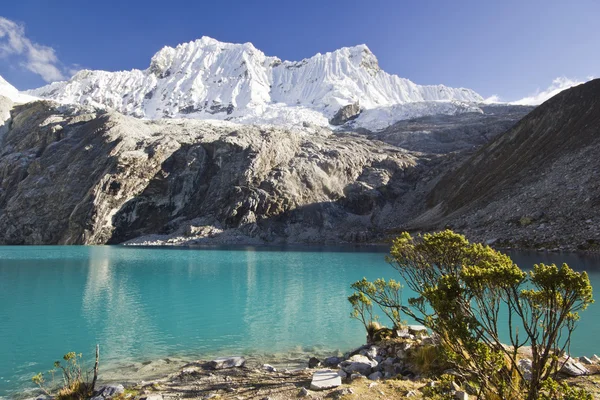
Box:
[368,104,533,153]
[330,102,361,125]
[0,95,13,139]
[413,79,600,251]
[0,91,534,246]
[0,100,425,245]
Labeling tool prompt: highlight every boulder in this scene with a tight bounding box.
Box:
[95,384,124,398]
[395,329,413,339]
[407,325,428,335]
[308,357,321,368]
[560,359,588,376]
[309,369,342,390]
[337,369,348,379]
[368,371,383,381]
[360,345,378,359]
[323,356,342,367]
[340,354,378,376]
[208,356,246,370]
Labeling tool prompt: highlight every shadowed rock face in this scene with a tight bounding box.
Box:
[415,79,600,250]
[330,102,362,126]
[0,100,426,245]
[367,104,533,154]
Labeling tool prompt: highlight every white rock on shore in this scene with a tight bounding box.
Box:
[310,369,342,390]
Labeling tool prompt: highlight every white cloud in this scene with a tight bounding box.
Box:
[483,94,501,104]
[512,77,591,106]
[0,16,67,82]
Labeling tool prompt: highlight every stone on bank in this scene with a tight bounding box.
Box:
[208,356,246,370]
[309,369,342,390]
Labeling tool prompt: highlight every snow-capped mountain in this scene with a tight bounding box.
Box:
[27,37,484,129]
[1,75,37,132]
[0,75,19,100]
[0,75,37,104]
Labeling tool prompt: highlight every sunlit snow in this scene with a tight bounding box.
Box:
[23,37,484,130]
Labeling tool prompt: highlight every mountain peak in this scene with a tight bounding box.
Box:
[0,75,37,104]
[0,75,19,99]
[27,38,484,129]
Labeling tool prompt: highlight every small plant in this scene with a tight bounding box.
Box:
[422,374,457,399]
[539,378,593,400]
[348,291,379,342]
[519,216,533,226]
[32,345,99,400]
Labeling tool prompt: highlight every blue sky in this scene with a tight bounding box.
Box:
[0,0,598,101]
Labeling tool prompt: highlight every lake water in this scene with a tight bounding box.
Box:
[0,246,599,398]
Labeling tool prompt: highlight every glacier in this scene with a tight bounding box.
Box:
[21,37,486,130]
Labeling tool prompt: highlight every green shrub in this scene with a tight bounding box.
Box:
[349,230,593,400]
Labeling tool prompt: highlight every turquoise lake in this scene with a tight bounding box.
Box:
[0,246,599,398]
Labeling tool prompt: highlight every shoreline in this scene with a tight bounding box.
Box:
[119,241,600,257]
[15,332,600,400]
[11,348,344,400]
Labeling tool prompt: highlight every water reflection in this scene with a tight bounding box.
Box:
[82,247,156,364]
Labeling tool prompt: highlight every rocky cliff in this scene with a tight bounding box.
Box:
[0,98,428,245]
[414,79,600,251]
[0,94,535,245]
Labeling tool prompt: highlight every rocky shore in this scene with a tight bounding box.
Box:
[30,326,600,400]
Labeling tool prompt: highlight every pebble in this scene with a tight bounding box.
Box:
[262,364,277,372]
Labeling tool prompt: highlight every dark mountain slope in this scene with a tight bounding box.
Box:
[414,79,600,250]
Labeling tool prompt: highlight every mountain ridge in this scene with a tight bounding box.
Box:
[412,79,600,250]
[25,36,484,130]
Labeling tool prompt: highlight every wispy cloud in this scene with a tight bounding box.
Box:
[483,94,501,104]
[512,77,592,106]
[0,16,68,82]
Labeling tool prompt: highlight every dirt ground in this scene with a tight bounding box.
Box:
[127,360,428,400]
